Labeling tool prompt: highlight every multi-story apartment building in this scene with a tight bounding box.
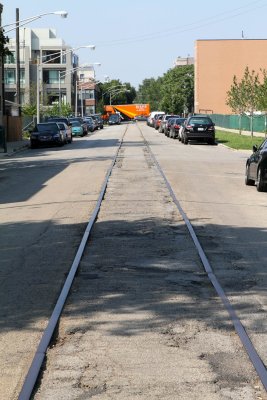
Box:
[4,28,98,116]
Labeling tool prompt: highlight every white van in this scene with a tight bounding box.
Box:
[147,111,165,127]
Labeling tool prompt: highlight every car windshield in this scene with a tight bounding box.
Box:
[57,123,66,129]
[189,117,213,124]
[175,118,186,123]
[37,123,58,132]
[109,115,118,120]
[71,121,81,127]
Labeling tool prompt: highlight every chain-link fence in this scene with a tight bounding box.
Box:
[209,114,267,134]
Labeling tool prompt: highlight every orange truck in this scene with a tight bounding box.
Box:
[103,104,150,121]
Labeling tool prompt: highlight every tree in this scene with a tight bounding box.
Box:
[135,77,163,110]
[226,67,261,136]
[96,79,136,113]
[136,65,194,115]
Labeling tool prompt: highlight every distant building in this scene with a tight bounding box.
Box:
[77,66,97,115]
[195,39,267,114]
[4,28,97,115]
[174,56,194,67]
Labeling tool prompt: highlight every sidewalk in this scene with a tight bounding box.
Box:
[0,139,30,158]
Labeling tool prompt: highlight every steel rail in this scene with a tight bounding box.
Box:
[139,127,267,392]
[18,126,128,400]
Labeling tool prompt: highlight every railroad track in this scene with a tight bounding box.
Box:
[19,122,267,399]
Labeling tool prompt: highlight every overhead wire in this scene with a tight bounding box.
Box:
[94,0,267,47]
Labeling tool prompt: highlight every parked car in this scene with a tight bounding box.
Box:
[245,139,267,192]
[165,117,176,137]
[134,114,148,121]
[84,117,97,132]
[180,115,215,145]
[30,122,65,148]
[154,114,164,130]
[69,117,88,135]
[57,122,72,143]
[159,114,180,134]
[92,114,104,129]
[70,120,84,137]
[147,111,165,127]
[108,114,121,125]
[47,116,71,126]
[169,117,186,139]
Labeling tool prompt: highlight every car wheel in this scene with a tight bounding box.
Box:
[184,135,188,145]
[256,167,266,192]
[245,165,254,186]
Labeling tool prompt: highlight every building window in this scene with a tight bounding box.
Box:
[79,89,95,100]
[4,69,16,84]
[20,69,25,85]
[5,52,16,64]
[42,50,66,64]
[43,70,65,84]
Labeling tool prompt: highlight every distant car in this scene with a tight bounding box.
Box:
[159,114,180,134]
[108,114,121,125]
[83,117,97,132]
[154,114,164,130]
[93,114,104,129]
[57,122,72,143]
[46,117,71,126]
[70,120,84,137]
[147,111,165,127]
[165,117,176,137]
[180,115,215,145]
[134,115,148,121]
[69,117,88,135]
[169,118,186,139]
[245,139,267,192]
[30,122,65,148]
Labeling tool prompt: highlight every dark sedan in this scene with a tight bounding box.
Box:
[245,139,267,192]
[180,115,215,145]
[30,122,65,148]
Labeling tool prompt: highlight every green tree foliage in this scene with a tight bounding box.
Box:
[96,79,136,113]
[45,103,72,117]
[135,77,163,110]
[0,29,12,58]
[136,65,194,114]
[226,67,262,136]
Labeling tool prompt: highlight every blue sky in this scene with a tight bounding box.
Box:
[2,0,267,89]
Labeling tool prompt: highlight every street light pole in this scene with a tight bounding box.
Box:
[37,46,95,122]
[16,8,21,117]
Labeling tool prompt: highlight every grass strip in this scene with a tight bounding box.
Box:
[216,130,265,150]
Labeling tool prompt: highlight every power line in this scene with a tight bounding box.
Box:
[95,0,267,47]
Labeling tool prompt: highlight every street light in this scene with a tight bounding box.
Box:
[0,9,68,126]
[3,10,68,33]
[102,85,126,104]
[37,45,95,123]
[58,63,97,113]
[109,88,130,105]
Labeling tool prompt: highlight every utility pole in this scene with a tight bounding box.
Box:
[16,8,21,116]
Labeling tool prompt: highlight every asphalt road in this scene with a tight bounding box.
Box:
[1,122,267,399]
[0,128,123,399]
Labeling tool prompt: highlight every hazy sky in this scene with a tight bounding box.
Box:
[2,0,267,88]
